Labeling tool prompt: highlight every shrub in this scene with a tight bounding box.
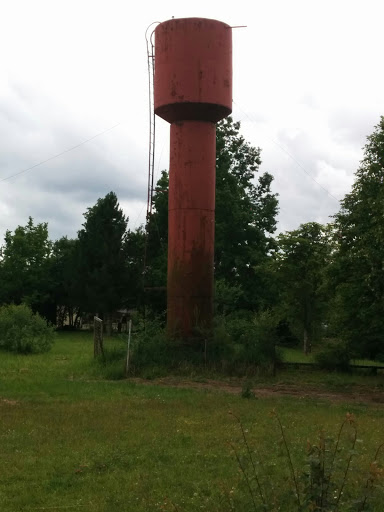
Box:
[211,310,280,375]
[315,340,350,372]
[97,311,280,378]
[0,304,55,354]
[252,310,279,364]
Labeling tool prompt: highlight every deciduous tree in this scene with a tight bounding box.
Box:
[215,117,278,313]
[0,217,55,322]
[332,117,384,357]
[276,222,331,354]
[144,117,279,313]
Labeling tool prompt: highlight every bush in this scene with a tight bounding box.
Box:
[0,304,55,354]
[131,318,170,367]
[212,310,280,374]
[315,340,350,371]
[97,311,280,378]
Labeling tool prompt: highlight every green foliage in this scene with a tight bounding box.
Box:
[230,411,384,512]
[142,171,168,314]
[124,226,147,309]
[0,217,55,322]
[220,310,278,365]
[332,117,384,358]
[276,320,300,347]
[127,317,170,373]
[215,117,279,311]
[241,380,255,399]
[215,278,244,315]
[1,115,384,369]
[51,237,81,328]
[77,192,129,331]
[208,311,280,376]
[96,342,127,380]
[99,312,280,377]
[144,118,279,314]
[0,303,55,354]
[315,340,351,372]
[276,222,332,354]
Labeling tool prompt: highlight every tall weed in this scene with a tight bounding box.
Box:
[228,411,384,511]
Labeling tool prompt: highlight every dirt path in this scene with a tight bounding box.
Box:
[130,377,384,405]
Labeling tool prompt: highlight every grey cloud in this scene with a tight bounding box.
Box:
[260,129,344,233]
[328,108,380,147]
[0,83,148,242]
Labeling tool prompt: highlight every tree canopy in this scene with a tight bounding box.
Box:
[0,217,55,322]
[76,192,129,333]
[215,117,279,311]
[276,222,331,353]
[144,117,279,314]
[332,117,384,357]
[1,115,383,361]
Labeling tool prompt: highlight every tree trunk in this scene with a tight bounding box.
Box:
[303,327,309,355]
[74,309,81,329]
[68,307,73,327]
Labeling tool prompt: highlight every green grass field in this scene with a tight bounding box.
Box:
[279,346,384,367]
[1,333,384,511]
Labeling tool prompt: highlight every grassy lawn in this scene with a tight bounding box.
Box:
[279,346,384,367]
[279,346,316,363]
[1,333,384,511]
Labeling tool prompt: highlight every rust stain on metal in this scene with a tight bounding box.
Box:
[154,17,232,340]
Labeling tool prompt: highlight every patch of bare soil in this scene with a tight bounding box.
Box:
[130,377,384,405]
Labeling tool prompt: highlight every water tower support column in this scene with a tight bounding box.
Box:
[167,120,216,337]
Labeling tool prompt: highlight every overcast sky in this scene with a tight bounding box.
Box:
[1,0,383,243]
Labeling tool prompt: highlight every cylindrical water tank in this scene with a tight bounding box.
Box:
[154,18,232,123]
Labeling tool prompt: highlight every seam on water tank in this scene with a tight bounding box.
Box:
[168,208,214,212]
[168,295,213,298]
[168,298,213,301]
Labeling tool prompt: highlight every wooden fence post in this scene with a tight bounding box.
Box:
[94,316,104,359]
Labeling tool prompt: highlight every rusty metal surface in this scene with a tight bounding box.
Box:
[167,121,216,337]
[154,17,232,124]
[153,17,232,340]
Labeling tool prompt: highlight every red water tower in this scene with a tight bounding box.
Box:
[154,17,232,339]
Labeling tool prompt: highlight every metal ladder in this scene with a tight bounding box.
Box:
[146,29,156,220]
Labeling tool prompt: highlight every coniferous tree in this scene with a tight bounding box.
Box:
[50,237,81,328]
[77,192,129,334]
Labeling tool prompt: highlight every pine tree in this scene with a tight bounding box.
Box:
[77,192,129,335]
